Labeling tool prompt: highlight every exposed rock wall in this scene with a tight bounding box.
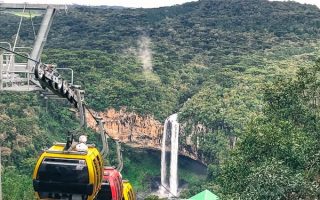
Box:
[87,108,162,149]
[86,108,201,162]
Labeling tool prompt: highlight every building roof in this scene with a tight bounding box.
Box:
[188,189,219,200]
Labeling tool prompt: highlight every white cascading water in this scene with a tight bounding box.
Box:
[159,117,169,195]
[169,114,179,197]
[159,113,179,197]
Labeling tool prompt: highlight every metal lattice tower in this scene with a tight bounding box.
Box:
[0,3,66,91]
[0,3,87,127]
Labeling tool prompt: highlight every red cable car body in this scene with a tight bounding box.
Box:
[96,166,123,200]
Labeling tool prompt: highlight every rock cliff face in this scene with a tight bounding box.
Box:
[86,108,201,162]
[87,108,163,148]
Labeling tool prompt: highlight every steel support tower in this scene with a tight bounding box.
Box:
[0,3,65,91]
[0,3,86,126]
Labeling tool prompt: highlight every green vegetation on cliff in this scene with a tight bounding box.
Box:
[218,61,320,199]
[1,0,320,198]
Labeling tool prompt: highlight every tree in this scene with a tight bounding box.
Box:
[218,61,320,199]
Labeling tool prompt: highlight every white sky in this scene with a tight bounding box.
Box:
[1,0,320,9]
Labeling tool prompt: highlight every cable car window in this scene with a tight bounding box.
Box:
[132,190,135,200]
[113,177,119,199]
[38,193,87,200]
[96,155,102,168]
[116,177,121,199]
[95,156,102,184]
[129,190,133,200]
[92,158,99,192]
[93,157,100,184]
[38,158,89,184]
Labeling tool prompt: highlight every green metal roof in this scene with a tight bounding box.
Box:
[188,189,219,200]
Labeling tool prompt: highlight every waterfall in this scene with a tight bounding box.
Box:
[159,113,179,197]
[169,114,179,197]
[160,117,169,195]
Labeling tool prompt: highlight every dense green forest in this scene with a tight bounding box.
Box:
[1,0,320,199]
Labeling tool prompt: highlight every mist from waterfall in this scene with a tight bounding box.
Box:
[159,113,179,197]
[137,36,153,72]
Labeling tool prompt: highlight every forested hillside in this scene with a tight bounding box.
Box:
[1,0,320,198]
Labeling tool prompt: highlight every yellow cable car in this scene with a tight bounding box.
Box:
[122,180,136,200]
[32,142,103,200]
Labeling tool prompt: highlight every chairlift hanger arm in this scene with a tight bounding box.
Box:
[0,45,85,123]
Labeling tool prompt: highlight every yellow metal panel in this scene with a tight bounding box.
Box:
[123,181,136,200]
[33,144,104,200]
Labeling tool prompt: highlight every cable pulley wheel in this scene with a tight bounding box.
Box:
[35,65,45,80]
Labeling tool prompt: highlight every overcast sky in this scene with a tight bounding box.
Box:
[1,0,320,8]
